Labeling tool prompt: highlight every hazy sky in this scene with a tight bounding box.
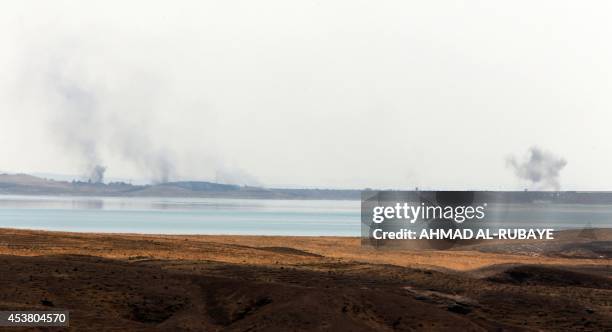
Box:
[1,1,611,190]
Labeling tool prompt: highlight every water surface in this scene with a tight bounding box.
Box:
[0,195,609,236]
[0,196,359,236]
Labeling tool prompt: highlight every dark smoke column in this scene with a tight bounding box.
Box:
[89,165,106,183]
[507,146,567,190]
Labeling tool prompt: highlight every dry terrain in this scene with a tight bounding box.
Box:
[0,228,610,331]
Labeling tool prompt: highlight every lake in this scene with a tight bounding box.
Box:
[0,195,609,236]
[0,196,360,236]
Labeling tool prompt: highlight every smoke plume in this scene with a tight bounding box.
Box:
[109,127,176,184]
[46,65,176,184]
[50,75,108,183]
[89,165,106,183]
[18,34,237,186]
[506,146,567,190]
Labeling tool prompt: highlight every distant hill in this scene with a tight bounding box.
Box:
[2,173,612,202]
[0,174,361,200]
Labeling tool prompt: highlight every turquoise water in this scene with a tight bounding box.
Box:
[0,196,610,236]
[0,196,360,236]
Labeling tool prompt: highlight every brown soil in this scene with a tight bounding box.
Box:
[0,228,610,331]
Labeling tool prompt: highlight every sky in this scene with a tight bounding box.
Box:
[0,1,611,190]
